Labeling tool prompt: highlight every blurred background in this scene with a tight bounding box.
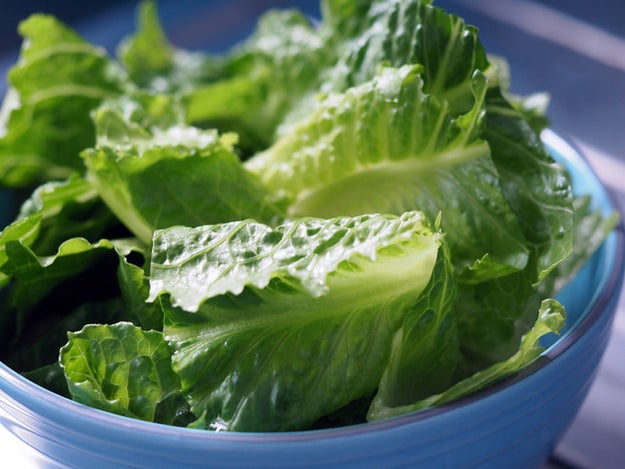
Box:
[1,1,624,467]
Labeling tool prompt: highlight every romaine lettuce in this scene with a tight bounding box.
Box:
[60,321,182,422]
[0,0,617,433]
[246,66,530,284]
[0,15,127,187]
[149,212,456,431]
[82,93,285,244]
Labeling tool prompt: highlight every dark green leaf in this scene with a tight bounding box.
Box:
[369,299,565,420]
[151,212,456,431]
[0,15,126,186]
[60,322,180,422]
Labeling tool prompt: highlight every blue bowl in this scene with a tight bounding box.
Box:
[0,130,622,468]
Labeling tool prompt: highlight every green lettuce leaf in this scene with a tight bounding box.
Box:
[119,1,174,86]
[16,174,118,256]
[484,89,573,285]
[1,237,117,317]
[150,212,458,431]
[454,92,573,364]
[0,227,146,360]
[116,240,162,331]
[366,240,458,408]
[118,1,220,93]
[321,0,489,114]
[184,8,328,152]
[0,14,127,187]
[83,94,285,244]
[60,322,181,422]
[538,195,620,298]
[368,298,566,420]
[451,194,601,369]
[247,66,528,283]
[150,211,441,311]
[0,174,116,286]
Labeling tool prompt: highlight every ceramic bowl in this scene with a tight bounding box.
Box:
[0,129,622,468]
[1,1,624,466]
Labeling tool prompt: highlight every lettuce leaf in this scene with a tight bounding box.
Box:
[321,0,489,115]
[0,0,615,433]
[484,89,572,286]
[547,195,619,294]
[0,15,127,187]
[117,1,220,93]
[184,9,328,152]
[82,93,285,244]
[246,0,574,365]
[0,174,118,289]
[369,298,566,420]
[457,92,573,363]
[247,66,528,283]
[60,322,181,422]
[0,237,121,363]
[150,212,458,431]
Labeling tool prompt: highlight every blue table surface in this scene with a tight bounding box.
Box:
[1,1,624,467]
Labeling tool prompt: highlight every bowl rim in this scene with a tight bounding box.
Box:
[0,130,623,444]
